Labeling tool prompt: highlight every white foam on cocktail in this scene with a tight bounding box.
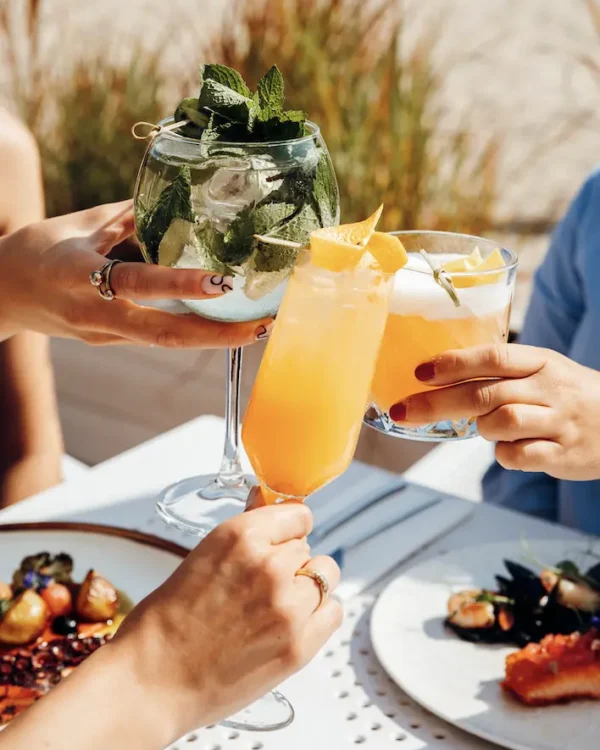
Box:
[389,253,512,320]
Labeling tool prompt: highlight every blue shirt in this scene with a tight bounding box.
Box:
[483,167,600,533]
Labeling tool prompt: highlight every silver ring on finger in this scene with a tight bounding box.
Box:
[294,567,329,610]
[89,259,123,301]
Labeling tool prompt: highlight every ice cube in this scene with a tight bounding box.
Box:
[198,156,284,232]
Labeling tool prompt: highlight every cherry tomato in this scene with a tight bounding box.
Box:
[41,583,73,618]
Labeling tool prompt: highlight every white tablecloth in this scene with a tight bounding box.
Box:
[0,417,584,750]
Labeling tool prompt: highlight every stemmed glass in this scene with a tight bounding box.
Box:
[133,119,339,539]
[132,120,338,731]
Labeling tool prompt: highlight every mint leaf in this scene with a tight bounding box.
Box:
[253,242,298,273]
[257,65,285,113]
[312,154,339,226]
[174,97,210,128]
[140,167,193,262]
[282,109,307,123]
[199,79,258,128]
[255,116,303,141]
[253,202,299,235]
[221,208,257,266]
[252,203,320,272]
[201,63,251,98]
[0,598,11,618]
[195,223,236,276]
[221,202,301,267]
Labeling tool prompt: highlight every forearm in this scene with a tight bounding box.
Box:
[0,331,63,506]
[0,641,181,750]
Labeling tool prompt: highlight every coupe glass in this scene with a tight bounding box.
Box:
[364,231,518,441]
[134,119,339,537]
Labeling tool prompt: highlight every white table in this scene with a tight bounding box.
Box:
[0,417,585,750]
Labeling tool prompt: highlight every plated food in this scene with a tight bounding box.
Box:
[446,556,600,706]
[0,551,130,726]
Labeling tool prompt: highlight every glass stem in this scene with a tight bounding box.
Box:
[217,347,245,487]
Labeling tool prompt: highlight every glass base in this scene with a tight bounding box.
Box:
[364,407,478,442]
[220,690,295,732]
[156,473,256,537]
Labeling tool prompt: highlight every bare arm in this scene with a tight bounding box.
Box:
[0,505,342,750]
[0,111,63,506]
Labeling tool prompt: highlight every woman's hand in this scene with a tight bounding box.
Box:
[115,503,342,733]
[1,505,342,749]
[0,200,272,347]
[389,344,600,480]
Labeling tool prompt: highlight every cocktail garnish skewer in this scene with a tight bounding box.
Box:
[253,234,305,249]
[131,119,192,141]
[418,249,462,308]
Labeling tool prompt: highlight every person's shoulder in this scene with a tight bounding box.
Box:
[573,166,600,216]
[0,109,38,161]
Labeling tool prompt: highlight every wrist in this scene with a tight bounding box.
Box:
[0,238,23,341]
[99,637,189,748]
[110,613,207,743]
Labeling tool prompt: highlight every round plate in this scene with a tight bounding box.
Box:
[0,521,187,609]
[371,539,600,750]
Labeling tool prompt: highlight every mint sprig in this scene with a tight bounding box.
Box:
[174,64,307,143]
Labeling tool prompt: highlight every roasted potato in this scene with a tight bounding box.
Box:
[76,570,118,622]
[0,590,49,645]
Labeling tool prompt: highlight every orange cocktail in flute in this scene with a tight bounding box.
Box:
[242,208,407,501]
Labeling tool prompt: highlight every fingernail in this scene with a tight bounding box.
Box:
[255,321,274,341]
[389,402,407,422]
[202,274,234,295]
[415,361,436,381]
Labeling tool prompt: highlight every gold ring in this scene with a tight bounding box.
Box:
[295,568,330,610]
[89,259,123,301]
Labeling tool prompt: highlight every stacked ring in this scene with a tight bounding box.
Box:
[89,259,123,301]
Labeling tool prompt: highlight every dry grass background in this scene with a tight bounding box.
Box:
[1,0,499,234]
[1,0,600,468]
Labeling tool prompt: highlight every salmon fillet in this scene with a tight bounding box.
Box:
[503,628,600,706]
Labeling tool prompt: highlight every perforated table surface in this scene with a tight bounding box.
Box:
[0,416,584,750]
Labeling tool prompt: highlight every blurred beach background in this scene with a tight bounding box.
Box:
[1,0,599,471]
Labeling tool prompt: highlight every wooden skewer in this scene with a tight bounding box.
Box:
[253,234,305,249]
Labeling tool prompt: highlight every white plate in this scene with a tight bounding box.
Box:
[0,522,186,610]
[371,539,600,750]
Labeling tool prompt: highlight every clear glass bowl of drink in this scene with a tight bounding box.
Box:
[135,118,337,322]
[365,231,518,441]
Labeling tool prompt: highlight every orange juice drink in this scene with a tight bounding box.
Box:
[367,233,518,441]
[242,256,391,499]
[242,207,407,500]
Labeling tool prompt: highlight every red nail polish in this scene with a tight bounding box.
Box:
[415,362,435,381]
[389,402,407,422]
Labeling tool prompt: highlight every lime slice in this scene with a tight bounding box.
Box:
[158,218,196,267]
